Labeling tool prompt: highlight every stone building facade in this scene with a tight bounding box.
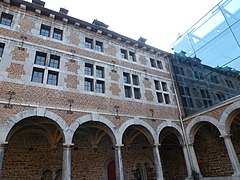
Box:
[0,0,240,180]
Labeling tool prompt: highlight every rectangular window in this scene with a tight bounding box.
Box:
[210,75,219,84]
[84,78,93,91]
[150,58,157,67]
[96,66,104,78]
[123,72,131,84]
[53,28,63,40]
[85,63,93,76]
[154,80,161,90]
[225,79,234,88]
[0,43,5,57]
[49,55,60,69]
[185,87,190,96]
[95,41,103,52]
[129,51,136,61]
[161,82,168,91]
[35,52,47,66]
[0,12,13,26]
[157,92,163,103]
[134,88,141,99]
[85,38,93,49]
[164,94,170,104]
[157,60,163,69]
[47,71,58,86]
[121,49,127,59]
[124,86,132,98]
[31,68,44,83]
[40,24,51,37]
[96,80,104,93]
[132,75,139,86]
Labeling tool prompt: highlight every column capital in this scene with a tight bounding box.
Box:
[115,144,124,148]
[220,133,231,138]
[63,143,74,148]
[153,143,161,148]
[0,142,8,149]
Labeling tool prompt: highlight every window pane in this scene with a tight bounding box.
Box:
[53,28,63,40]
[95,41,103,52]
[157,92,163,103]
[0,13,13,26]
[32,68,44,83]
[84,78,93,91]
[35,52,46,66]
[96,80,104,93]
[123,72,130,83]
[0,43,5,57]
[49,55,60,69]
[47,71,58,86]
[157,60,163,69]
[132,75,139,85]
[121,49,127,59]
[40,24,50,37]
[85,63,93,76]
[129,51,136,61]
[124,86,131,98]
[134,88,141,99]
[150,58,157,67]
[85,38,93,49]
[161,82,168,91]
[164,94,170,104]
[96,66,104,78]
[154,80,160,90]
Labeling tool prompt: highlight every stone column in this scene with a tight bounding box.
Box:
[188,144,201,175]
[222,134,240,177]
[182,145,192,178]
[62,144,73,180]
[152,144,164,180]
[0,143,7,177]
[114,144,124,180]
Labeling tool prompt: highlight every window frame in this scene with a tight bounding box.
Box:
[0,12,13,26]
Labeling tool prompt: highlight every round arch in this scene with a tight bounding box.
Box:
[156,121,184,144]
[219,100,240,134]
[186,115,223,143]
[118,118,156,145]
[69,113,117,145]
[0,107,68,144]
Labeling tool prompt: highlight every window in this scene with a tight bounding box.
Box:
[32,68,44,83]
[49,55,60,69]
[96,80,104,93]
[123,72,131,84]
[200,89,210,98]
[53,28,63,40]
[85,63,93,76]
[132,75,139,85]
[0,43,5,57]
[95,41,103,52]
[150,58,157,67]
[85,38,93,49]
[129,51,136,61]
[194,71,203,80]
[157,60,163,69]
[120,49,127,59]
[134,88,141,99]
[32,52,60,86]
[164,94,170,104]
[210,75,219,84]
[154,79,170,104]
[124,86,131,98]
[154,80,161,90]
[35,52,47,66]
[47,71,58,86]
[123,72,141,99]
[84,78,93,91]
[40,24,51,37]
[0,12,13,26]
[225,79,234,88]
[157,92,163,103]
[161,82,168,91]
[96,66,104,78]
[84,64,105,93]
[173,65,185,75]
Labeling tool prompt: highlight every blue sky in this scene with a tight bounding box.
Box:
[27,0,221,52]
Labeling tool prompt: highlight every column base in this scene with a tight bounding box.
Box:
[232,171,240,177]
